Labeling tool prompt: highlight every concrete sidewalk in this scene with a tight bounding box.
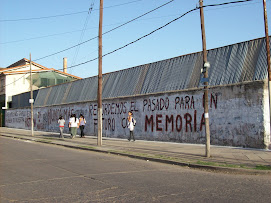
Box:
[1,127,270,175]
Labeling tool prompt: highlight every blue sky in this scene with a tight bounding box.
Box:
[1,0,270,78]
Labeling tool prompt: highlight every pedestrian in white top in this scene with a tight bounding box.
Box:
[127,111,136,141]
[69,114,79,139]
[58,116,65,138]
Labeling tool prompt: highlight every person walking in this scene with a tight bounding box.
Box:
[69,114,79,139]
[127,111,136,141]
[58,116,65,138]
[79,114,86,138]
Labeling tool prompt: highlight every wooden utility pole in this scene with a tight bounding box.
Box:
[199,0,210,157]
[29,53,34,136]
[97,0,103,146]
[262,0,271,149]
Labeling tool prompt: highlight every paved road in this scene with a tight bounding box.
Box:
[0,136,270,203]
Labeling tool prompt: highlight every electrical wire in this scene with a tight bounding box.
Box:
[63,0,254,70]
[0,0,176,88]
[1,69,56,88]
[70,1,95,72]
[1,0,261,45]
[0,0,145,22]
[33,0,175,62]
[1,73,28,89]
[2,0,255,87]
[205,0,263,11]
[0,29,84,45]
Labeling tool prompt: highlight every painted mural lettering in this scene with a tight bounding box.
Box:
[210,93,218,109]
[63,108,74,119]
[89,104,98,116]
[102,102,127,115]
[93,118,115,131]
[202,93,218,109]
[103,118,115,131]
[6,92,220,142]
[175,96,195,110]
[145,111,205,133]
[156,114,163,131]
[48,108,62,125]
[143,97,169,112]
[122,117,127,128]
[130,101,139,112]
[165,115,174,132]
[145,115,154,132]
[25,117,37,128]
[13,117,24,123]
[176,115,182,132]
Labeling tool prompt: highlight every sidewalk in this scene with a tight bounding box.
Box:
[1,127,270,175]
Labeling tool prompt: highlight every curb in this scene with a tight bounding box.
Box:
[1,134,270,176]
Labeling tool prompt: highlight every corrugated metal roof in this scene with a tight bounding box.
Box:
[12,90,39,108]
[34,37,270,107]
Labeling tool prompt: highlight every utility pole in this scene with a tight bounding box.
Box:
[97,0,103,146]
[199,0,210,157]
[29,53,34,136]
[262,0,271,149]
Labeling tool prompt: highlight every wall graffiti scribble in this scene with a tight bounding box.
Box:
[5,81,269,149]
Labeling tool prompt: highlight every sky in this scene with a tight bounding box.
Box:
[1,0,271,79]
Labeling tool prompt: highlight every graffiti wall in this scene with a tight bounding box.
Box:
[5,80,270,148]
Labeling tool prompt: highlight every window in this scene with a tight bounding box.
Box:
[48,79,55,86]
[8,101,12,109]
[0,79,4,92]
[41,78,48,87]
[57,79,64,84]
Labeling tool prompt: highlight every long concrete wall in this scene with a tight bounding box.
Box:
[5,80,270,149]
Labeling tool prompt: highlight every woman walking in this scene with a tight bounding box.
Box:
[79,114,86,138]
[127,111,136,141]
[58,116,65,138]
[69,114,79,139]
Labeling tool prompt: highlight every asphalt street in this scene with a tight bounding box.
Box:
[0,136,270,203]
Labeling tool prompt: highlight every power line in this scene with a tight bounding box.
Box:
[205,0,264,11]
[0,29,84,45]
[0,0,145,22]
[2,0,176,88]
[63,0,254,70]
[33,0,175,62]
[199,0,254,8]
[71,1,95,71]
[2,69,55,88]
[1,0,261,45]
[2,73,28,89]
[3,0,254,87]
[0,11,87,22]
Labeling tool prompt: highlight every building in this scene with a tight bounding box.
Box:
[0,58,81,110]
[5,37,271,149]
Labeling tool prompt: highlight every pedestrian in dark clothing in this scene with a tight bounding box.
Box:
[79,114,86,138]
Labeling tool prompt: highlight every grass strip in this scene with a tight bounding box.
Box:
[195,160,271,170]
[36,139,52,143]
[76,145,96,150]
[255,165,271,170]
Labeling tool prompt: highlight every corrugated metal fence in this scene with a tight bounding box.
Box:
[34,37,270,107]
